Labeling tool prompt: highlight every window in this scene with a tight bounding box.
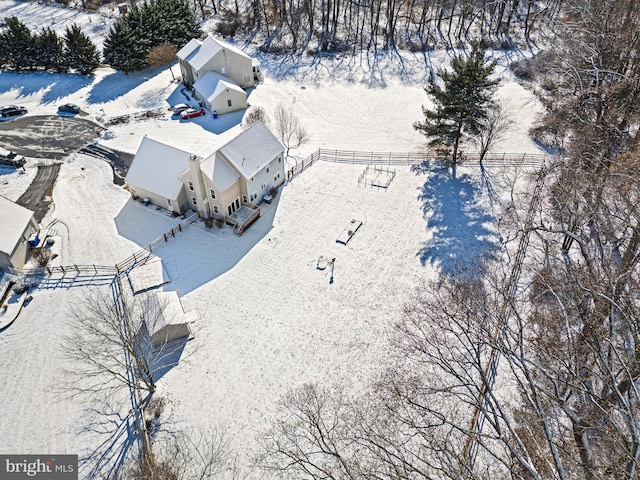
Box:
[252,192,257,201]
[235,198,240,209]
[210,189,216,199]
[278,157,281,163]
[242,194,247,203]
[227,99,232,107]
[227,205,232,216]
[266,166,270,173]
[261,183,266,190]
[192,197,197,205]
[188,181,194,191]
[214,205,219,214]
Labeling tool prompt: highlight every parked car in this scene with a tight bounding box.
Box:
[57,103,81,114]
[0,146,26,168]
[180,108,205,119]
[0,105,27,118]
[170,103,190,114]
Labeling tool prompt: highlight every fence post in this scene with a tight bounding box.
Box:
[164,233,167,242]
[178,223,182,232]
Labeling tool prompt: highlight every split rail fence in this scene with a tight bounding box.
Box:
[287,148,548,181]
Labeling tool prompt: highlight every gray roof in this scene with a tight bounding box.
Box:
[0,195,34,256]
[125,136,193,200]
[193,71,244,103]
[217,121,283,179]
[176,38,201,61]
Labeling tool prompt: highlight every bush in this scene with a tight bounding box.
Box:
[31,247,52,267]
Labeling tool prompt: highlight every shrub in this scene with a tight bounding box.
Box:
[31,247,52,267]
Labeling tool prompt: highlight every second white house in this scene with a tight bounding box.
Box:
[125,121,285,227]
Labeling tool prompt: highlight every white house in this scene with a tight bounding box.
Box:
[177,36,261,89]
[125,122,285,231]
[124,136,195,214]
[176,36,262,115]
[192,71,248,115]
[0,196,38,270]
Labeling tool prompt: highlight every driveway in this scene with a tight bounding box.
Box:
[0,115,103,159]
[16,164,60,222]
[0,115,133,217]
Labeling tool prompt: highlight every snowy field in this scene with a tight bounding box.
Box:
[0,0,545,476]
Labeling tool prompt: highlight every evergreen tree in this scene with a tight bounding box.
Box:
[102,19,147,73]
[0,17,35,71]
[102,0,200,73]
[35,27,65,72]
[413,40,500,174]
[64,24,100,75]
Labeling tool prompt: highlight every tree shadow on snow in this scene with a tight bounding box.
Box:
[75,397,138,480]
[87,66,167,104]
[0,71,92,103]
[413,162,499,274]
[255,48,433,87]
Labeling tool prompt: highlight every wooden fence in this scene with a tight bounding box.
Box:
[9,264,117,277]
[292,148,548,172]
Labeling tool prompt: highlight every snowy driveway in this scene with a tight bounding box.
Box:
[0,115,102,160]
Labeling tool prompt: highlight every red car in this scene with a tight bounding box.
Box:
[180,108,206,119]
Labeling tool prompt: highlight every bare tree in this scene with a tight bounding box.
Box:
[273,102,310,159]
[258,383,360,479]
[63,286,189,400]
[243,105,269,129]
[473,101,513,165]
[147,43,179,81]
[124,424,239,480]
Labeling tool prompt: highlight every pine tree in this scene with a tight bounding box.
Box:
[35,27,65,72]
[0,17,35,71]
[102,20,148,73]
[102,0,200,74]
[64,24,100,75]
[413,40,500,174]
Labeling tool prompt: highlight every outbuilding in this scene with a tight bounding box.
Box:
[0,196,38,270]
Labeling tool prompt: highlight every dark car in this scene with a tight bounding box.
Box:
[0,147,26,167]
[57,103,81,115]
[0,105,27,118]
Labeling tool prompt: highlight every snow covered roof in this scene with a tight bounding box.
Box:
[143,291,195,347]
[179,36,253,72]
[0,195,34,256]
[176,38,202,61]
[201,152,240,192]
[217,121,284,179]
[187,36,223,72]
[125,136,193,200]
[193,71,244,103]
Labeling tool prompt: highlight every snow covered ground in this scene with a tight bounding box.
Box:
[0,1,545,476]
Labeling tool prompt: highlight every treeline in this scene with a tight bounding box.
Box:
[103,0,200,73]
[205,0,567,53]
[0,18,100,74]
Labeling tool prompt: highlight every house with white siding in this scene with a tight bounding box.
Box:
[176,36,262,115]
[0,196,38,270]
[124,122,284,233]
